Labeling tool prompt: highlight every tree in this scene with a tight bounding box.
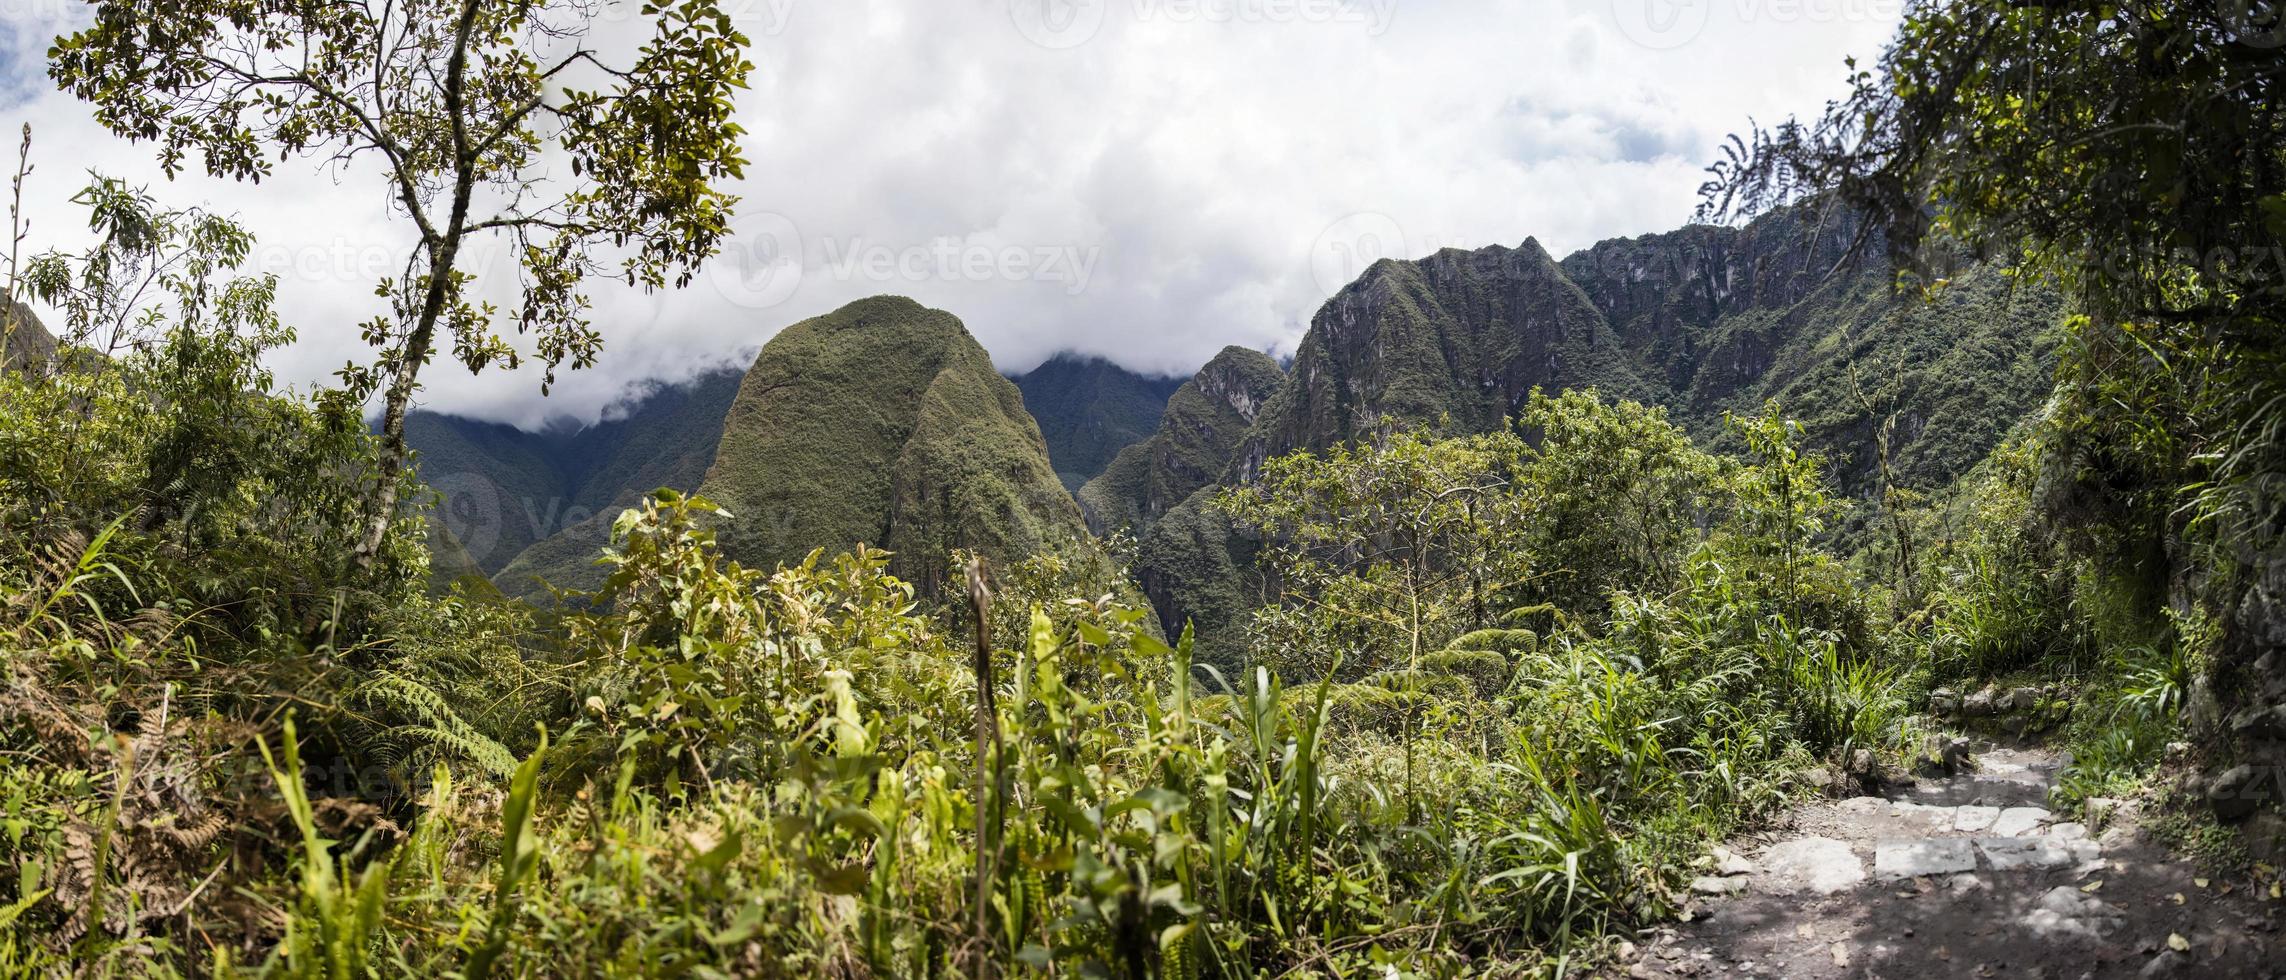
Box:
[1513,389,1720,619]
[1221,427,1526,681]
[4,173,427,625]
[1220,428,1524,818]
[50,0,755,565]
[1698,1,2285,569]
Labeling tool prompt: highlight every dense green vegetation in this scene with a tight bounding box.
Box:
[1123,203,2066,670]
[1698,0,2285,856]
[1009,354,1185,491]
[0,0,2279,975]
[1,261,1925,974]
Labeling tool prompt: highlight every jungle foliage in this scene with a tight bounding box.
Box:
[2,0,2275,974]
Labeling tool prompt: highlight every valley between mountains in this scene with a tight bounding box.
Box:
[412,201,2061,670]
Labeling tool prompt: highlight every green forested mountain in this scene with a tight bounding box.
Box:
[1076,345,1284,536]
[696,295,1090,595]
[1008,353,1184,491]
[1236,237,1656,475]
[1122,203,2066,660]
[403,366,744,593]
[1559,206,2065,501]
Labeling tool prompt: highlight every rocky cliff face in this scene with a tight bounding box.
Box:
[696,296,1087,594]
[1559,206,1864,395]
[1077,345,1284,536]
[1237,238,1653,479]
[2,299,56,372]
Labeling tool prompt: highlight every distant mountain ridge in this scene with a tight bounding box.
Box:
[403,204,2062,644]
[1007,353,1184,491]
[403,367,745,593]
[1103,203,2065,662]
[1077,345,1284,536]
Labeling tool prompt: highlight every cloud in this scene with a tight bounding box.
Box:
[0,0,1900,429]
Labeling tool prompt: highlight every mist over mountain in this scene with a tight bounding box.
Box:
[404,367,745,595]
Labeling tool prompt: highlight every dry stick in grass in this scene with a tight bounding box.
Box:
[967,555,1003,977]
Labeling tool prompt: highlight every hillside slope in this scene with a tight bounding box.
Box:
[1009,353,1184,490]
[1560,207,2065,503]
[405,367,743,593]
[1077,345,1285,537]
[1130,204,2066,663]
[696,296,1089,594]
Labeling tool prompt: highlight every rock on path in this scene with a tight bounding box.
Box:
[1610,742,2284,978]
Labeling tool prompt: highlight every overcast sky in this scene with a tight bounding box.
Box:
[0,0,1899,429]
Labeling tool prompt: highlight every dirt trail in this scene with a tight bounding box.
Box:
[1611,742,2284,978]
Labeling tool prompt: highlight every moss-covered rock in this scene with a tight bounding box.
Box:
[1418,649,1515,697]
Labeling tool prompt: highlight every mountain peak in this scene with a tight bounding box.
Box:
[698,296,1087,594]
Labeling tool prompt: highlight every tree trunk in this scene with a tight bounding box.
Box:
[351,0,483,574]
[353,255,452,570]
[966,556,1002,977]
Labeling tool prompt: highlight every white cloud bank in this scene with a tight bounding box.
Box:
[0,0,1900,429]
